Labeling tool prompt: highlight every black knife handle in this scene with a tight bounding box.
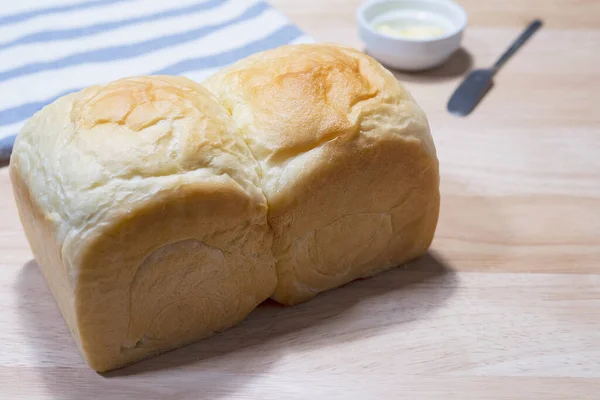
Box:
[493,19,543,72]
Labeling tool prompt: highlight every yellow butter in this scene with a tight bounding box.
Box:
[375,22,446,39]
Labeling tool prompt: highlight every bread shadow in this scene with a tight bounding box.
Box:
[16,251,455,399]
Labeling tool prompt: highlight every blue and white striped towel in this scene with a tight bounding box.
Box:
[0,0,312,162]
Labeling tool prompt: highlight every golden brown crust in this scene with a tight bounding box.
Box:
[203,44,435,164]
[68,75,258,182]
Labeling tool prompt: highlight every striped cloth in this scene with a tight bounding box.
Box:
[0,0,312,162]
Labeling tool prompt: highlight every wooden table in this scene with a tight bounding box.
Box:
[2,1,599,398]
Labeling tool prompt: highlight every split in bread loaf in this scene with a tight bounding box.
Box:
[10,44,439,372]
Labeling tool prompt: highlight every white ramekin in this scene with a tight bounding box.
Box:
[357,0,468,71]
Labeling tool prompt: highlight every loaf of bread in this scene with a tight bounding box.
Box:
[10,44,439,372]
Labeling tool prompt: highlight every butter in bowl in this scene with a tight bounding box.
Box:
[357,0,467,71]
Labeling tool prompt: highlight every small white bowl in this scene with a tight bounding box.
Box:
[357,0,467,71]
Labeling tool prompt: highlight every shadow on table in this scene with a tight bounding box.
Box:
[391,48,473,83]
[16,251,455,399]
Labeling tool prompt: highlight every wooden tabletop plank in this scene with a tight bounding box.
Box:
[1,259,599,399]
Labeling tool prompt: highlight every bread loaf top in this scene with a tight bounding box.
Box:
[203,44,435,162]
[11,76,265,247]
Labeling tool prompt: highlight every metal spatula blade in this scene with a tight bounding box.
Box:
[447,69,494,116]
[447,19,543,117]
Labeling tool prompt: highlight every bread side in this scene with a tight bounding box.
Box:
[10,76,275,371]
[204,44,440,305]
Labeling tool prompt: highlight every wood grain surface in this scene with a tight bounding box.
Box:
[1,0,599,399]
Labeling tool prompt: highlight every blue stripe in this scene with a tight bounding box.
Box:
[0,2,269,83]
[0,0,127,26]
[155,25,303,75]
[0,90,75,127]
[0,0,226,51]
[0,134,16,147]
